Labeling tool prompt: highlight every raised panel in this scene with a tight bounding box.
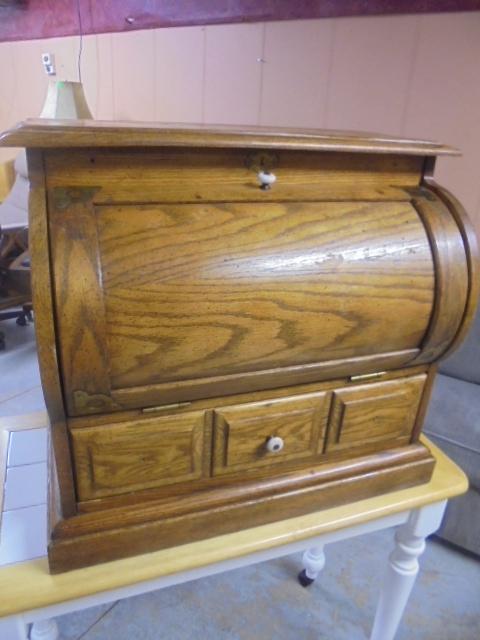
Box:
[71,411,209,500]
[212,391,330,475]
[326,374,426,453]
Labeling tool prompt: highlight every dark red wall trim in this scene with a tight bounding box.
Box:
[1,1,480,43]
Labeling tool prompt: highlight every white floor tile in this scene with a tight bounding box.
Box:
[0,504,47,565]
[7,427,48,467]
[0,386,46,417]
[3,462,47,510]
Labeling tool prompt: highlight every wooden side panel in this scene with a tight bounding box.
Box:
[48,189,117,415]
[212,392,330,475]
[326,375,426,454]
[412,193,469,363]
[71,411,209,500]
[26,150,77,518]
[43,149,424,203]
[423,180,480,360]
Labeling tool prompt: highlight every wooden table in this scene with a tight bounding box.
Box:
[0,438,467,640]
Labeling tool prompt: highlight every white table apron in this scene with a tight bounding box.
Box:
[0,499,447,640]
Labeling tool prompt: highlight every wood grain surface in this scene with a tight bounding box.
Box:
[69,371,429,504]
[26,150,77,517]
[212,391,330,475]
[423,179,480,360]
[326,375,426,453]
[94,201,434,401]
[13,123,476,572]
[411,195,469,363]
[48,189,117,416]
[48,443,435,572]
[43,148,425,203]
[0,438,465,616]
[72,411,209,500]
[0,119,459,155]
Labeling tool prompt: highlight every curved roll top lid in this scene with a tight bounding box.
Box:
[45,183,474,416]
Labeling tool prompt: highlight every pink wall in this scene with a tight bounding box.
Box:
[0,13,479,234]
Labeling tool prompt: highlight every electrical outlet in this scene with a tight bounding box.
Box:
[41,52,56,76]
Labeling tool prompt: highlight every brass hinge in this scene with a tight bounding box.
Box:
[349,371,386,382]
[142,401,192,414]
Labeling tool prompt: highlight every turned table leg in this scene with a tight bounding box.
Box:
[0,616,29,640]
[298,544,326,587]
[370,501,447,640]
[30,619,59,640]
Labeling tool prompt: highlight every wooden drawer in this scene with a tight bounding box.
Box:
[325,374,426,455]
[212,391,330,476]
[71,411,209,500]
[45,148,423,204]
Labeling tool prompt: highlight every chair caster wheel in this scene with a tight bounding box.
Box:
[298,569,315,587]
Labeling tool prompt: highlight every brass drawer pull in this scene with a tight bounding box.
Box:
[266,435,284,453]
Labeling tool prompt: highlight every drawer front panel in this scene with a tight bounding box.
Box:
[212,391,330,475]
[326,374,426,454]
[45,148,423,203]
[71,411,209,500]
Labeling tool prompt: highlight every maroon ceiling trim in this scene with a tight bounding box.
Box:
[1,1,479,43]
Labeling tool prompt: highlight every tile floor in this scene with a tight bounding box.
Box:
[1,316,480,639]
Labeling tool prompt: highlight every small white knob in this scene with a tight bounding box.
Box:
[266,436,284,453]
[257,170,277,190]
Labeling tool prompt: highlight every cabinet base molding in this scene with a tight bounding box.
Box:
[48,443,435,573]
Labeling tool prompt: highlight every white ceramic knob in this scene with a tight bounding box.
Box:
[266,436,284,453]
[257,170,277,190]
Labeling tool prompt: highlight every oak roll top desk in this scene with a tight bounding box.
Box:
[0,120,477,573]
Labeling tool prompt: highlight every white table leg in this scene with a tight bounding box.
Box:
[298,544,326,587]
[370,500,447,640]
[30,619,59,640]
[0,615,29,640]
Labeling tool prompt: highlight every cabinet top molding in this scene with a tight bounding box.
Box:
[0,119,459,156]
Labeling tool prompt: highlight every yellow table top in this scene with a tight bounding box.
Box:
[0,437,467,618]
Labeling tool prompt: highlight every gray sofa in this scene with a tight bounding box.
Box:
[424,303,480,555]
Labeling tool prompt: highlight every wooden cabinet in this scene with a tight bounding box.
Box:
[1,120,476,572]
